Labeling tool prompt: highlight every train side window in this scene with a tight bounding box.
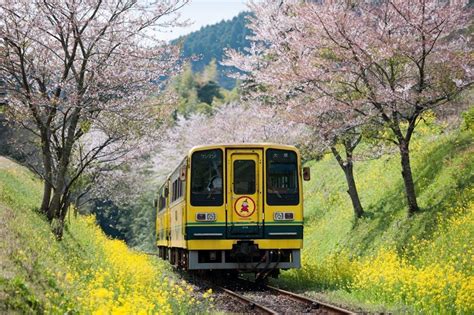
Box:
[178,178,183,199]
[191,149,223,206]
[159,193,166,211]
[157,182,169,212]
[172,180,177,202]
[172,180,175,202]
[171,177,184,204]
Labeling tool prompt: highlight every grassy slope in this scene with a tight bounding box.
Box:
[276,123,473,312]
[0,157,211,313]
[304,130,472,260]
[0,157,46,312]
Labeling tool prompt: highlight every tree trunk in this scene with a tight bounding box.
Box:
[48,187,63,220]
[53,198,70,241]
[40,181,52,217]
[398,140,419,216]
[331,146,365,218]
[40,130,53,218]
[48,158,68,234]
[48,109,79,238]
[49,183,66,240]
[343,162,364,218]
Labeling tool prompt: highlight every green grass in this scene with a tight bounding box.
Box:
[301,129,472,259]
[273,124,474,313]
[0,156,60,313]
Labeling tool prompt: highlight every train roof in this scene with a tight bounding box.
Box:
[188,143,299,156]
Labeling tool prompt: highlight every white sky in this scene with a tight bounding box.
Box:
[158,0,250,41]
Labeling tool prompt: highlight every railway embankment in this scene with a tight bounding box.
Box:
[0,156,212,313]
[273,117,474,313]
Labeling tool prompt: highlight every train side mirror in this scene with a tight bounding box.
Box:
[153,198,158,208]
[303,167,311,181]
[164,187,169,198]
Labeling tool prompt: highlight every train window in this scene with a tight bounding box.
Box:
[174,180,178,201]
[172,180,176,202]
[191,149,223,206]
[159,195,166,210]
[266,149,299,205]
[158,186,167,211]
[171,178,184,203]
[233,160,256,195]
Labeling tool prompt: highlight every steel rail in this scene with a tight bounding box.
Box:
[265,284,356,315]
[219,286,278,315]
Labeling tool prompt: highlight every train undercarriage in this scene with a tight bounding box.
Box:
[157,241,300,278]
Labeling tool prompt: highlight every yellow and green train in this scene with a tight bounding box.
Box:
[154,144,308,275]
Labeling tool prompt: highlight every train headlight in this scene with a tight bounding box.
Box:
[196,212,216,222]
[274,211,294,221]
[207,212,216,221]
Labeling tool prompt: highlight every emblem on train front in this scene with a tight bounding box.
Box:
[234,196,256,218]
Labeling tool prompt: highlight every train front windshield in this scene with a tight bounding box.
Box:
[266,149,299,205]
[191,149,223,206]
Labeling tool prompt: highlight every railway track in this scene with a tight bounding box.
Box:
[216,278,355,314]
[144,253,356,314]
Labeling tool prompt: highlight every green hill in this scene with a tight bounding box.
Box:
[276,120,474,313]
[175,12,252,89]
[0,157,211,313]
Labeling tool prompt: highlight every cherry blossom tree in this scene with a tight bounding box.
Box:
[226,0,473,216]
[152,101,310,180]
[284,94,368,218]
[0,0,188,238]
[224,1,370,218]
[82,101,308,207]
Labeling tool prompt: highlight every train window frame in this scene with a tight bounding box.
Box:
[190,148,224,207]
[266,149,299,205]
[169,160,186,205]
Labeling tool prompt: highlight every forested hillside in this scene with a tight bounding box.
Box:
[174,12,251,89]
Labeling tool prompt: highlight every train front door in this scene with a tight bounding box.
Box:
[226,149,263,238]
